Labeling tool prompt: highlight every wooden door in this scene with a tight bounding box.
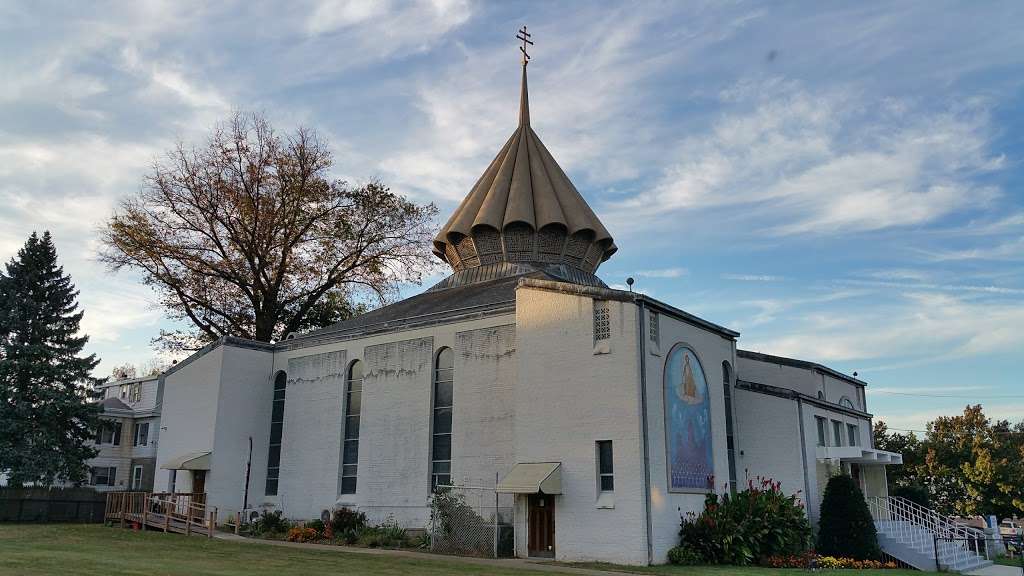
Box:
[528,494,555,557]
[192,470,206,494]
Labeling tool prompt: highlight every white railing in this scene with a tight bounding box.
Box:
[868,496,988,569]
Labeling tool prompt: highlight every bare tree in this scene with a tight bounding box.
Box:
[100,112,438,351]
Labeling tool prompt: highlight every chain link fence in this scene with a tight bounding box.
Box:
[429,483,514,558]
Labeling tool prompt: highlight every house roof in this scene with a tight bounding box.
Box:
[99,397,131,412]
[290,272,525,343]
[737,349,867,386]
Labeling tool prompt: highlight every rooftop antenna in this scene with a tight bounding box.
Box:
[626,277,635,292]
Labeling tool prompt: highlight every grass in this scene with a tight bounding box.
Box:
[0,524,932,576]
[0,524,550,576]
[995,555,1024,568]
[564,563,922,576]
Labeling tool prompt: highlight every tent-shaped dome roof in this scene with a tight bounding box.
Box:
[432,64,617,277]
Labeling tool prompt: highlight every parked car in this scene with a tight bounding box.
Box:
[1000,520,1022,538]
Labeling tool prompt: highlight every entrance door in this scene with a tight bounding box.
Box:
[192,470,207,494]
[528,494,555,558]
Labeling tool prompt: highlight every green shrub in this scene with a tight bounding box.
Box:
[331,507,367,533]
[678,477,812,565]
[306,519,325,534]
[817,474,881,560]
[252,510,289,535]
[668,545,703,565]
[340,528,360,545]
[376,517,407,546]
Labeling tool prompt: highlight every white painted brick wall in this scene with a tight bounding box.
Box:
[733,388,806,499]
[358,337,434,525]
[278,350,347,519]
[209,345,275,518]
[155,347,224,494]
[452,325,517,488]
[514,287,648,565]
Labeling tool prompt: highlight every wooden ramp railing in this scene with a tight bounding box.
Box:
[105,492,217,538]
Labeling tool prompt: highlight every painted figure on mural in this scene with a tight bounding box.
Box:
[665,345,713,491]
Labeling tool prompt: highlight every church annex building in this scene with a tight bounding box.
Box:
[147,52,901,565]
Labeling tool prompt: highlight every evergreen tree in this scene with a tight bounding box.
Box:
[817,473,881,560]
[0,231,100,486]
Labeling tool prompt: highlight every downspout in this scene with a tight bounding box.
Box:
[636,297,653,564]
[795,396,814,524]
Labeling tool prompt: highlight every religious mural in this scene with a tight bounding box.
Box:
[664,345,713,491]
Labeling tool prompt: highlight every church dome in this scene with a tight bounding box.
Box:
[432,61,617,278]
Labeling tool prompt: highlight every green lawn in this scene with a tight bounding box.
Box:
[0,524,554,576]
[995,555,1024,568]
[0,524,928,576]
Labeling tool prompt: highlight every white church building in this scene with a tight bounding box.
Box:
[151,55,901,565]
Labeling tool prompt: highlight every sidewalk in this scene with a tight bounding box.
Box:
[214,532,634,575]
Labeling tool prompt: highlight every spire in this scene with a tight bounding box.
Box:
[431,25,617,281]
[519,61,530,127]
[517,25,533,127]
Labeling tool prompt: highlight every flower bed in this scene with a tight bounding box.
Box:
[762,553,900,569]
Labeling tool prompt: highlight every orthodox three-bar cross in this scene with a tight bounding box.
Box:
[517,25,533,65]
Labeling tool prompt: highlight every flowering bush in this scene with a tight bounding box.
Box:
[763,551,818,568]
[816,556,899,569]
[677,476,812,565]
[285,526,319,543]
[763,553,899,569]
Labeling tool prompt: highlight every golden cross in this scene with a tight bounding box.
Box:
[517,25,533,65]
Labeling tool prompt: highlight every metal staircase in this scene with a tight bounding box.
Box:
[868,496,993,573]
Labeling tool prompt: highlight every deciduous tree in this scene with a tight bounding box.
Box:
[100,112,437,351]
[876,406,1024,519]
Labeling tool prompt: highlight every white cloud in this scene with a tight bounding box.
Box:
[722,274,785,282]
[616,82,1003,236]
[633,267,688,279]
[304,0,472,59]
[744,291,1024,363]
[917,236,1024,262]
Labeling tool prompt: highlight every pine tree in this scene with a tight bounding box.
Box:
[817,473,881,560]
[0,231,100,486]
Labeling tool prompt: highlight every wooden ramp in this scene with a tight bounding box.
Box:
[105,492,217,538]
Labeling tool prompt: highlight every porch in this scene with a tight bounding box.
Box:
[105,491,217,538]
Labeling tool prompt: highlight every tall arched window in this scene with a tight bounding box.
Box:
[431,348,454,491]
[265,371,286,495]
[722,361,737,494]
[340,360,363,495]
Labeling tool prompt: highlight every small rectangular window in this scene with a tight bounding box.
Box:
[92,466,116,486]
[132,465,143,489]
[596,440,614,492]
[816,417,827,446]
[593,301,611,343]
[649,310,659,345]
[133,422,149,446]
[832,420,843,447]
[848,424,859,446]
[112,422,122,446]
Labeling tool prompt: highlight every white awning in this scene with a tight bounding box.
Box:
[161,451,212,470]
[496,462,562,494]
[816,446,902,465]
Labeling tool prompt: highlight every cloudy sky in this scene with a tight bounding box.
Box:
[2,1,1022,431]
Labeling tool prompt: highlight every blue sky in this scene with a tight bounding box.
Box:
[1,1,1022,431]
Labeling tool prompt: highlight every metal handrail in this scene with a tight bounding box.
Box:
[868,496,989,569]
